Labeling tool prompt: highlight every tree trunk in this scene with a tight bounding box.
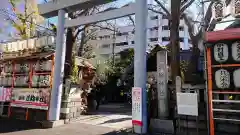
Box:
[185,37,200,83]
[64,27,75,80]
[78,27,87,57]
[170,0,181,84]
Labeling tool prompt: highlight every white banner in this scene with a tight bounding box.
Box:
[177,93,198,116]
[11,88,51,110]
[132,87,142,126]
[0,87,11,102]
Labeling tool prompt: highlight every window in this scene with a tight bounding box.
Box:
[90,36,97,40]
[162,37,170,41]
[116,42,128,46]
[162,26,169,30]
[116,33,122,36]
[131,41,135,44]
[150,16,158,20]
[103,35,111,39]
[150,27,158,31]
[99,36,103,39]
[179,38,184,42]
[101,54,110,58]
[116,32,128,36]
[162,15,168,19]
[101,44,110,48]
[121,32,128,36]
[149,38,158,42]
[179,26,184,31]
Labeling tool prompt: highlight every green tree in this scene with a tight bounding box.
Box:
[7,0,43,39]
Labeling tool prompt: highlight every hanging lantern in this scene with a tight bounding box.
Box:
[214,43,229,62]
[233,68,240,87]
[212,1,226,21]
[231,41,240,61]
[231,0,240,17]
[215,69,230,89]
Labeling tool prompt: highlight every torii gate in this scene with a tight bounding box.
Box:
[38,0,147,133]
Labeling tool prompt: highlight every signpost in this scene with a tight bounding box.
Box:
[132,87,142,126]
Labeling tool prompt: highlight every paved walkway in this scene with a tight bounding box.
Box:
[0,104,132,135]
[0,121,129,135]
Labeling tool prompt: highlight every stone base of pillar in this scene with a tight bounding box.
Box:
[149,119,174,135]
[41,120,65,128]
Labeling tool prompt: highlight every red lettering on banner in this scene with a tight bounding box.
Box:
[0,87,11,101]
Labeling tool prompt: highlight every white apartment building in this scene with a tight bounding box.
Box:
[88,11,192,59]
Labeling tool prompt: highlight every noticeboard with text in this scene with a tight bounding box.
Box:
[132,87,142,126]
[11,88,51,110]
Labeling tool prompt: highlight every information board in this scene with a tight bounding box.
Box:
[177,93,198,116]
[132,87,142,126]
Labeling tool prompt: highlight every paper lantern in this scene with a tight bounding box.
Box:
[231,41,240,61]
[231,0,240,17]
[215,69,230,89]
[212,1,226,21]
[233,68,240,87]
[214,43,229,62]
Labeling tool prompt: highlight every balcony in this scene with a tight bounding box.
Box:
[38,0,116,18]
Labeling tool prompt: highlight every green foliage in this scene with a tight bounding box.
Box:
[8,0,40,39]
[105,48,134,78]
[70,59,79,84]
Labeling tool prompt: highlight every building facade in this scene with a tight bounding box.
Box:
[87,11,192,59]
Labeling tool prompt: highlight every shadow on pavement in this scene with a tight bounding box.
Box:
[0,117,42,133]
[101,129,131,135]
[98,117,131,125]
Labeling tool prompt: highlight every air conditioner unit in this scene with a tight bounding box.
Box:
[212,1,226,21]
[231,0,240,17]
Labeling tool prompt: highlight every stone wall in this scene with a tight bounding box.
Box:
[60,87,82,121]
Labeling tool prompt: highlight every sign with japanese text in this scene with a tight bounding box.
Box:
[11,88,51,110]
[157,51,168,117]
[132,87,142,126]
[0,87,11,102]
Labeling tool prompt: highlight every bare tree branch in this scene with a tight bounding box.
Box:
[128,16,135,26]
[204,1,214,27]
[182,13,195,40]
[74,26,87,39]
[148,8,166,15]
[180,0,195,14]
[154,0,171,17]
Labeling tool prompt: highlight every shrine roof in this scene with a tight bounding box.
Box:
[206,28,240,43]
[0,51,54,63]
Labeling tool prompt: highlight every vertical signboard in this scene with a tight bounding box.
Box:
[0,87,11,102]
[157,51,168,118]
[132,87,142,126]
